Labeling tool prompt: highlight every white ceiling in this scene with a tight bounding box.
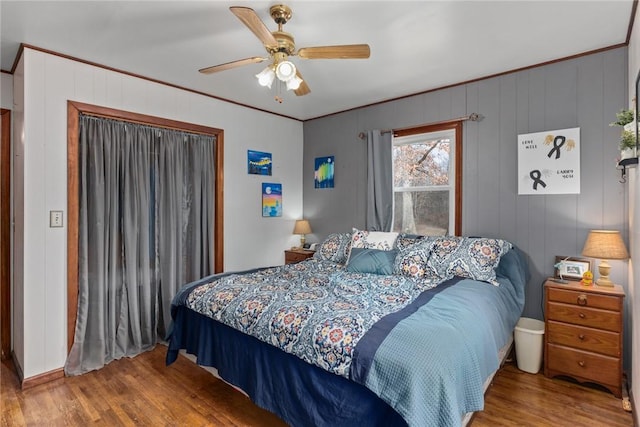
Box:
[0,1,634,121]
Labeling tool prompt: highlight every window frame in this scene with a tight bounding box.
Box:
[393,120,463,236]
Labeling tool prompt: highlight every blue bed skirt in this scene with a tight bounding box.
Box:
[166,306,407,427]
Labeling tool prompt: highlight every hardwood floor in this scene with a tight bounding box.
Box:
[473,363,633,426]
[1,345,633,426]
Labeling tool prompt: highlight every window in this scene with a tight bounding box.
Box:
[392,122,462,235]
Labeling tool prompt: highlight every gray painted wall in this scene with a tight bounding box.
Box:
[303,47,629,332]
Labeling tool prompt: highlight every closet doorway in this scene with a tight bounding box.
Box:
[66,101,224,354]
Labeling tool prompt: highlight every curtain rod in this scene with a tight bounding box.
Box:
[357,113,482,140]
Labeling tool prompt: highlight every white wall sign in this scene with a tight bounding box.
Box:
[517,127,580,195]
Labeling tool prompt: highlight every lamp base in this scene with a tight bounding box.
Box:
[596,260,614,287]
[596,277,615,287]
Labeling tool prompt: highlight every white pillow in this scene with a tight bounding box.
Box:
[349,228,399,256]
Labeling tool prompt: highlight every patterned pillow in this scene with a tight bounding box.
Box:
[314,233,352,264]
[393,238,439,280]
[346,248,398,275]
[394,233,425,251]
[350,229,399,251]
[427,237,513,285]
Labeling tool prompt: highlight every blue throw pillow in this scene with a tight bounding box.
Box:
[346,248,398,275]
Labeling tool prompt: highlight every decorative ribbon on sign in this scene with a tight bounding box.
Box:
[547,135,566,159]
[529,169,547,190]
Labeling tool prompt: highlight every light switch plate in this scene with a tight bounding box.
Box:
[50,210,63,227]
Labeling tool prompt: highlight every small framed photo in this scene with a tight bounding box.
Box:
[554,256,592,281]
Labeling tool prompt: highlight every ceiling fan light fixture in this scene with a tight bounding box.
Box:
[286,75,303,91]
[275,60,296,82]
[201,5,372,101]
[256,66,275,88]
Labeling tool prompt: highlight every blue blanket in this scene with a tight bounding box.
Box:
[166,248,527,426]
[361,275,524,426]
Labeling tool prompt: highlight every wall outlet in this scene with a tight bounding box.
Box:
[50,210,63,227]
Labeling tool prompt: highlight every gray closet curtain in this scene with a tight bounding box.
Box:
[65,115,215,375]
[366,130,393,231]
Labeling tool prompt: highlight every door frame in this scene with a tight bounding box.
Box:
[66,101,224,352]
[1,108,11,360]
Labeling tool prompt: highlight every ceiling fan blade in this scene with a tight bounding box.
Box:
[230,6,278,47]
[199,57,267,74]
[294,70,310,96]
[297,44,370,60]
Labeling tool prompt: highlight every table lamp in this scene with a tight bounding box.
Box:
[293,219,312,248]
[581,230,629,287]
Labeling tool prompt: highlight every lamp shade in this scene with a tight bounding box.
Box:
[256,66,275,88]
[276,61,296,81]
[581,230,629,260]
[293,219,312,235]
[286,75,303,91]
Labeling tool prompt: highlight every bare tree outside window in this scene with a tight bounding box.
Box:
[392,130,455,235]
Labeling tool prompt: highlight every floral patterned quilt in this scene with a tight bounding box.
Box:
[184,258,439,378]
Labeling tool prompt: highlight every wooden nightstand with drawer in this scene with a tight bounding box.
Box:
[284,249,315,264]
[544,279,624,397]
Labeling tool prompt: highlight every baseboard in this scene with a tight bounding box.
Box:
[10,350,66,390]
[10,350,23,383]
[21,367,65,390]
[11,351,64,390]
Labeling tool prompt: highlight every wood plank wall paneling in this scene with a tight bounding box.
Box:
[542,61,580,290]
[497,74,518,243]
[302,47,630,367]
[464,82,480,234]
[476,78,501,237]
[11,46,305,381]
[603,50,629,232]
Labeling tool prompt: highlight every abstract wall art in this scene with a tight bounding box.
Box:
[314,155,335,189]
[248,150,272,175]
[262,182,282,217]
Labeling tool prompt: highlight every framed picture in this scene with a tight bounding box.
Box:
[314,156,335,188]
[554,256,592,281]
[248,150,272,175]
[262,183,282,217]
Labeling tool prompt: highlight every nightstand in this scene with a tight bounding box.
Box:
[284,249,315,264]
[544,279,625,397]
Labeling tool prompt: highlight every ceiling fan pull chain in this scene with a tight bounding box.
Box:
[274,79,284,104]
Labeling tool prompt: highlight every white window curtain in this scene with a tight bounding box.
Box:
[65,114,215,375]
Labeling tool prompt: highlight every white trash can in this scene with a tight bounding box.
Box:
[514,317,545,374]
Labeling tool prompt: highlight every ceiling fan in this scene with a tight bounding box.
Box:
[199,4,370,100]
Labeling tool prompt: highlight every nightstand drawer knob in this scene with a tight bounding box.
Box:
[578,334,585,340]
[579,313,585,319]
[577,294,588,306]
[578,361,585,368]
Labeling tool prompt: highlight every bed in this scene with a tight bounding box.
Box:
[166,231,528,427]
